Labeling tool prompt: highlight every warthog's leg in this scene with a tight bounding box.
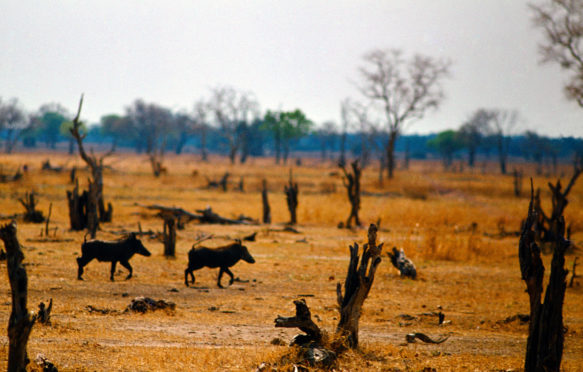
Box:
[184,268,195,287]
[224,267,235,286]
[217,268,225,288]
[110,261,117,281]
[120,260,133,280]
[77,256,93,280]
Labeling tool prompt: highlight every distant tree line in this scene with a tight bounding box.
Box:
[1,94,582,172]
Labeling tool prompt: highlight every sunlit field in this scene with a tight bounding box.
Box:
[1,152,582,371]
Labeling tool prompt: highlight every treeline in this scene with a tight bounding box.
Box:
[1,95,582,171]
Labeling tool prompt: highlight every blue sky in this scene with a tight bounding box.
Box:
[1,0,582,137]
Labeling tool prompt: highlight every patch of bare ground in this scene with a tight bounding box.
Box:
[0,154,582,371]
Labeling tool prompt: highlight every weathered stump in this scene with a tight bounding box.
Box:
[18,191,45,223]
[0,222,37,372]
[66,179,88,231]
[335,224,383,349]
[519,180,570,372]
[340,160,361,228]
[284,170,298,225]
[261,179,271,224]
[163,214,176,258]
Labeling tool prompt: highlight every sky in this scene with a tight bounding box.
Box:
[1,0,582,137]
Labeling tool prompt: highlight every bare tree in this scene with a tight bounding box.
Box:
[126,100,172,177]
[532,0,583,106]
[339,98,351,166]
[193,99,210,161]
[0,98,30,154]
[491,109,518,175]
[69,95,115,237]
[316,121,337,162]
[358,49,450,178]
[208,86,259,164]
[458,109,494,168]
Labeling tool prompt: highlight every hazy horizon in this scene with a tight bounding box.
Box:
[2,0,582,138]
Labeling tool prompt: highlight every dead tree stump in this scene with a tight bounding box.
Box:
[532,164,582,254]
[261,179,271,224]
[18,191,45,223]
[284,170,299,225]
[66,179,88,231]
[0,222,37,372]
[340,160,361,228]
[519,180,570,372]
[335,223,383,349]
[273,224,384,365]
[162,214,177,258]
[275,299,323,346]
[69,95,115,231]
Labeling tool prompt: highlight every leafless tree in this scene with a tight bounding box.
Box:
[491,109,518,175]
[339,98,351,166]
[192,99,210,161]
[532,0,583,106]
[208,86,259,164]
[316,121,338,162]
[126,100,172,177]
[358,49,450,178]
[0,97,30,154]
[458,109,494,168]
[69,95,115,237]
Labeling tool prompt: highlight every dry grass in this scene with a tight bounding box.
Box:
[0,152,582,371]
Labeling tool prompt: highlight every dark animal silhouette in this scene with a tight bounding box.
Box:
[184,240,255,288]
[77,233,151,281]
[387,247,417,279]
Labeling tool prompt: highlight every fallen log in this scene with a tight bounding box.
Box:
[135,203,256,225]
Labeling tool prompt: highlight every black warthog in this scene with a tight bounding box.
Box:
[77,233,151,281]
[184,240,255,288]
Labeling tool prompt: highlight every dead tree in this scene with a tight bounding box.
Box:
[162,213,176,258]
[37,299,53,325]
[206,172,230,191]
[519,181,570,372]
[275,224,383,352]
[335,224,383,348]
[275,299,323,345]
[66,178,88,231]
[340,160,361,228]
[533,164,582,253]
[18,191,45,223]
[261,179,271,224]
[148,147,166,177]
[69,95,114,237]
[284,170,299,225]
[0,222,37,372]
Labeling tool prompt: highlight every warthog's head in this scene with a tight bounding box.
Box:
[236,240,255,264]
[128,233,151,257]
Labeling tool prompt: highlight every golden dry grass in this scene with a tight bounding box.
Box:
[0,152,582,371]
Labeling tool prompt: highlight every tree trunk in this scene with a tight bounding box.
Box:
[200,126,208,162]
[163,216,176,258]
[520,182,570,372]
[0,222,37,372]
[468,145,475,167]
[284,171,298,225]
[340,161,361,228]
[386,131,397,179]
[339,130,347,167]
[335,224,383,349]
[262,179,271,224]
[275,129,281,164]
[497,135,507,175]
